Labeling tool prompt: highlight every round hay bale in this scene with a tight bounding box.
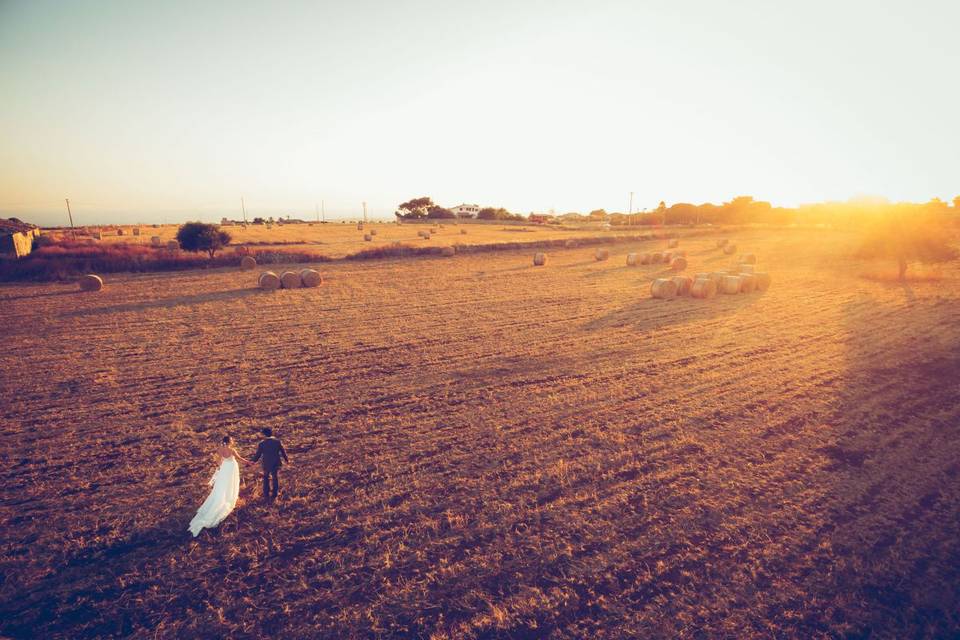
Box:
[418,230,430,239]
[240,255,257,270]
[441,246,456,257]
[738,273,757,293]
[651,252,663,264]
[357,223,364,231]
[690,277,717,299]
[667,238,679,248]
[78,274,103,292]
[719,275,741,294]
[151,236,162,246]
[670,256,687,271]
[370,229,377,235]
[662,251,673,262]
[166,240,179,250]
[753,272,771,291]
[132,227,141,236]
[280,271,301,289]
[626,252,639,266]
[429,227,438,234]
[460,228,467,235]
[117,228,125,236]
[650,278,678,299]
[716,238,728,248]
[741,253,757,264]
[595,248,609,261]
[300,268,322,287]
[258,271,281,290]
[738,263,755,273]
[723,244,737,255]
[533,252,547,266]
[364,234,372,241]
[671,275,693,296]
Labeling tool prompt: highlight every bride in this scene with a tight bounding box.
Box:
[189,435,247,537]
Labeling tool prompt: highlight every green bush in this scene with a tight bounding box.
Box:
[176,222,231,258]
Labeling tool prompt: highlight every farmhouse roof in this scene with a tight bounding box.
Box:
[0,218,39,235]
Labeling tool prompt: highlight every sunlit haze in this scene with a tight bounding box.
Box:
[2,0,958,226]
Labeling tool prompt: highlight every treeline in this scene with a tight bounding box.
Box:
[587,196,960,227]
[395,197,525,221]
[397,195,960,227]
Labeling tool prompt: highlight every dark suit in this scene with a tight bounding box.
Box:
[252,437,289,500]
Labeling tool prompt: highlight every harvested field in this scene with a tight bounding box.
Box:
[55,222,661,259]
[1,228,959,638]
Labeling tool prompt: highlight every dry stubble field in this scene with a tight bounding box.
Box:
[69,220,637,258]
[1,228,959,639]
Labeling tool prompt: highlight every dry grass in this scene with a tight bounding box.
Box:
[0,240,332,282]
[61,222,667,260]
[63,222,688,259]
[1,228,959,638]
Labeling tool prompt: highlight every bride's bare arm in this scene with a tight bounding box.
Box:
[230,446,250,463]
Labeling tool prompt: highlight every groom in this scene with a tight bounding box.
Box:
[251,427,289,501]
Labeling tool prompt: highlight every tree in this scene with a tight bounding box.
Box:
[396,196,434,219]
[665,203,698,225]
[477,207,514,220]
[588,209,607,220]
[176,222,232,258]
[427,206,456,219]
[857,214,958,280]
[252,217,265,225]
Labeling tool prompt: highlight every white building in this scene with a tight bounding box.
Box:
[449,204,481,218]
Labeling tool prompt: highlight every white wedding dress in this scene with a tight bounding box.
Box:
[189,455,240,537]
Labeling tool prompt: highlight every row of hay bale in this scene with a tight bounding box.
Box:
[625,250,687,270]
[416,227,443,239]
[651,269,771,300]
[258,269,322,290]
[149,236,179,250]
[531,247,689,270]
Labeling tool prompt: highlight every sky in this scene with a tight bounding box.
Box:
[1,0,958,226]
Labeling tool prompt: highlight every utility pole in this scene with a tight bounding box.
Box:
[629,192,634,216]
[362,201,368,224]
[65,198,75,229]
[315,203,319,222]
[321,200,325,223]
[241,197,247,224]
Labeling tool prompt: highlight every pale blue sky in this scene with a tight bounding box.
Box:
[1,0,958,225]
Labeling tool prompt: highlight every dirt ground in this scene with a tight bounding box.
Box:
[1,228,958,639]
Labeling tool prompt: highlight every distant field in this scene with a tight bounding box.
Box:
[56,220,663,259]
[1,228,959,638]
